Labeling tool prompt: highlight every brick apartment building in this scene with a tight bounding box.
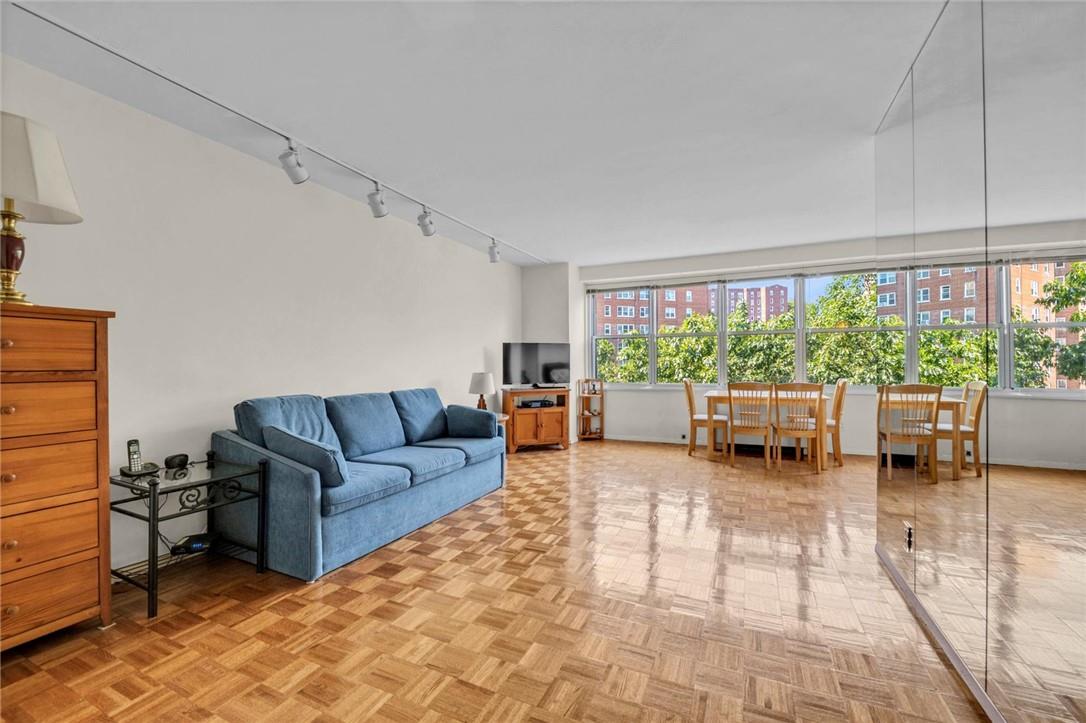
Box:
[876,262,1079,388]
[594,283,791,336]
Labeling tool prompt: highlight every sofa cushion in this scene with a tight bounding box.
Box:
[235,394,340,449]
[352,445,465,485]
[446,405,499,438]
[415,436,505,465]
[321,462,411,516]
[326,393,407,458]
[263,425,350,488]
[390,388,447,444]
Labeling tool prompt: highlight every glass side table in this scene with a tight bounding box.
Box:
[110,451,267,617]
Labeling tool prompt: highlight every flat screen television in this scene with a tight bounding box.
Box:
[502,342,571,387]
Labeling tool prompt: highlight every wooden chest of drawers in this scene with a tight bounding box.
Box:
[1,304,113,651]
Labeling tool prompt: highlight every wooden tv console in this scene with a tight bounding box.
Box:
[502,387,569,454]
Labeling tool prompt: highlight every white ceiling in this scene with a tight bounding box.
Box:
[2,1,949,266]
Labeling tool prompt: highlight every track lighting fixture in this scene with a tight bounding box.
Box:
[417,207,436,236]
[488,239,501,264]
[278,139,309,184]
[367,183,388,218]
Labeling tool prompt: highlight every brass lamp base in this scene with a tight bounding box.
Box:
[0,269,30,305]
[477,395,488,410]
[1,200,31,305]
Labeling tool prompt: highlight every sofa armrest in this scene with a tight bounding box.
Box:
[211,430,324,581]
[446,405,498,438]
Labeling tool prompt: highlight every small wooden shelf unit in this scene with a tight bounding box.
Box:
[577,379,605,441]
[502,387,569,454]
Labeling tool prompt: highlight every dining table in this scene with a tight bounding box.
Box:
[704,389,831,471]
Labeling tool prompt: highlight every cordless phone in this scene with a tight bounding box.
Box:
[127,439,143,472]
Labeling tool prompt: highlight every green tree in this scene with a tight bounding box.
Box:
[726,301,796,383]
[1036,260,1086,382]
[805,274,905,384]
[656,313,718,383]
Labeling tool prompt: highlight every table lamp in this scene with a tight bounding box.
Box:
[469,372,495,410]
[1,112,83,305]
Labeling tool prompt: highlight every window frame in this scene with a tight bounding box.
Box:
[587,258,1085,396]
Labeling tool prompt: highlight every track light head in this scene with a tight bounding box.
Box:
[488,239,501,264]
[278,139,309,184]
[417,207,436,236]
[367,184,389,218]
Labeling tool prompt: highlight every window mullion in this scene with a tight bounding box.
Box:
[905,270,919,382]
[718,283,727,386]
[795,277,807,382]
[648,288,657,385]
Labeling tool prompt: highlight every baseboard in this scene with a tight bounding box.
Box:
[876,543,1005,723]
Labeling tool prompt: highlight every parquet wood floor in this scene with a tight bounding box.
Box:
[2,442,991,722]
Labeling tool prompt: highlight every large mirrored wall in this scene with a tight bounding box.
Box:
[875,2,1085,721]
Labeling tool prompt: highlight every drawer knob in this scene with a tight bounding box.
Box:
[0,406,15,415]
[0,338,13,349]
[0,473,14,483]
[2,606,18,617]
[2,539,18,550]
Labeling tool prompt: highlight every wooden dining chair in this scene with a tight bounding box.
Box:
[935,381,987,477]
[771,383,823,473]
[825,379,848,467]
[727,382,773,468]
[684,379,726,457]
[877,384,942,482]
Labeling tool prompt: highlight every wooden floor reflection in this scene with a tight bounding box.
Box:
[2,442,1000,722]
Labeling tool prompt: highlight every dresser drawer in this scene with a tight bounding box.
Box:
[0,440,98,507]
[0,317,96,371]
[1,500,98,572]
[0,558,99,639]
[0,382,97,439]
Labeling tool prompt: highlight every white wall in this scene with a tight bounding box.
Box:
[2,56,523,566]
[519,263,586,440]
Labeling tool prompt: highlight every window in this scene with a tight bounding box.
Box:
[806,273,904,385]
[639,290,650,300]
[940,268,952,276]
[1030,263,1038,272]
[1007,258,1085,390]
[917,269,931,279]
[964,266,976,273]
[655,284,719,384]
[877,272,897,285]
[589,260,1084,392]
[728,278,796,383]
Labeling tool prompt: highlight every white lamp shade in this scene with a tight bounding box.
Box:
[468,372,495,396]
[1,112,82,224]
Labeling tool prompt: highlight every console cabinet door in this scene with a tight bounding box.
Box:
[514,410,540,445]
[539,409,566,443]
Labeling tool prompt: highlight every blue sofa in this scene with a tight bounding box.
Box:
[210,388,504,581]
